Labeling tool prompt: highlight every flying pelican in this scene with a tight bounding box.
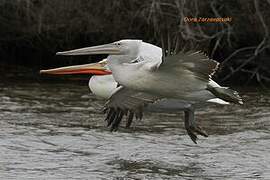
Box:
[40,59,216,143]
[49,40,242,143]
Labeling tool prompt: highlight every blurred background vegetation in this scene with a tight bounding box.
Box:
[0,0,269,85]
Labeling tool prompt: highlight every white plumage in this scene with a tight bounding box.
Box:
[89,75,117,99]
[41,39,243,143]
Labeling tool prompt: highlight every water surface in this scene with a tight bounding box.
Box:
[0,81,269,179]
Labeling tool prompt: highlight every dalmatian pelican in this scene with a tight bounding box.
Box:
[42,40,242,143]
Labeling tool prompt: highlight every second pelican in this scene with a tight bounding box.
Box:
[46,40,243,143]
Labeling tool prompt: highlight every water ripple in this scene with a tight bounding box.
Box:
[0,82,269,179]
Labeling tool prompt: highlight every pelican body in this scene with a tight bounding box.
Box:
[40,61,201,142]
[41,40,243,143]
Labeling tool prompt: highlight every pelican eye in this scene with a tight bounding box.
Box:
[114,42,121,46]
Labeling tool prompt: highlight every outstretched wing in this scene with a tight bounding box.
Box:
[104,50,220,130]
[103,86,160,131]
[157,50,219,82]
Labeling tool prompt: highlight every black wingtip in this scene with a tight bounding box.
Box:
[111,111,124,131]
[126,111,134,128]
[103,106,145,132]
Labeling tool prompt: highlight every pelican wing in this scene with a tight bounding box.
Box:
[159,50,219,81]
[103,86,159,131]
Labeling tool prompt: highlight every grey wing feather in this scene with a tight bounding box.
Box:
[106,87,157,109]
[104,86,159,131]
[159,50,219,81]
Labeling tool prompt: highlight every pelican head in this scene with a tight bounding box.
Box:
[40,59,111,75]
[56,39,142,58]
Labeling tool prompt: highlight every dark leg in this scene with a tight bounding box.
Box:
[184,106,208,144]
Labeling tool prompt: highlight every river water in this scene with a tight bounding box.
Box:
[0,80,269,179]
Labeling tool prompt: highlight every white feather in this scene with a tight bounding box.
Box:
[207,98,230,105]
[89,75,117,99]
